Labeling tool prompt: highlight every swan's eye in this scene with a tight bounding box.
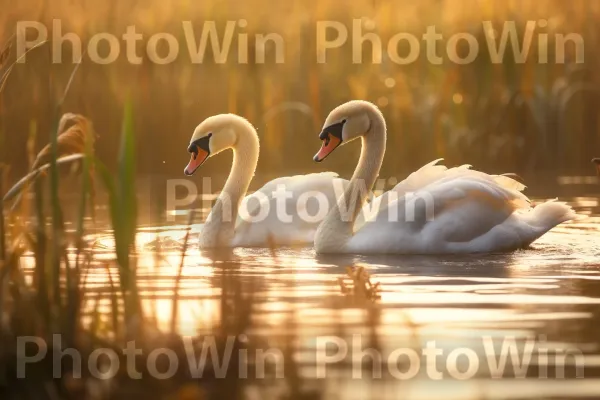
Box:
[342,119,347,124]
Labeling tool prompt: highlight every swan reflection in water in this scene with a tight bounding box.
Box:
[16,191,600,399]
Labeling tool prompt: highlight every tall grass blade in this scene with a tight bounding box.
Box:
[0,40,47,95]
[95,100,140,323]
[2,154,85,205]
[58,52,86,107]
[118,100,137,269]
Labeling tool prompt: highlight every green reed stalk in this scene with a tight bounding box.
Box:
[96,100,140,326]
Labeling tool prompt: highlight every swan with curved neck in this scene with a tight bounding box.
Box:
[312,100,579,254]
[313,101,386,250]
[184,114,348,248]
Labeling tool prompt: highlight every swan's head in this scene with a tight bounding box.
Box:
[184,114,253,176]
[593,158,600,177]
[314,100,380,162]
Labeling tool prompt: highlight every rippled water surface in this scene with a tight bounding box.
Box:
[21,191,600,399]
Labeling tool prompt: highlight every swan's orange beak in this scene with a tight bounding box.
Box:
[314,121,345,162]
[184,149,209,176]
[314,135,342,162]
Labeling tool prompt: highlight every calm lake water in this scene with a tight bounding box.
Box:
[19,182,600,400]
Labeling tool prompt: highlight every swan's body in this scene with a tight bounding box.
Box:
[229,172,350,247]
[313,100,579,254]
[184,114,349,248]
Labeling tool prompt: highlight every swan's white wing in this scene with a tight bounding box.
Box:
[245,172,339,204]
[389,158,449,194]
[391,159,527,195]
[354,159,526,231]
[493,174,527,192]
[236,172,343,227]
[354,159,448,230]
[347,174,532,254]
[232,172,350,246]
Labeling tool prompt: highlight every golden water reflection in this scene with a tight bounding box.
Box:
[18,196,600,399]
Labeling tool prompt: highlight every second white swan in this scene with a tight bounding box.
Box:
[312,100,579,254]
[184,114,349,248]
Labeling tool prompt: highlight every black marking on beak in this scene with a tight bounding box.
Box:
[314,120,346,162]
[188,133,212,158]
[319,120,345,141]
[185,133,212,176]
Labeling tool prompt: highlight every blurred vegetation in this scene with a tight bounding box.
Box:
[1,0,599,193]
[0,106,336,399]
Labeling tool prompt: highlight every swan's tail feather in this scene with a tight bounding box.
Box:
[511,199,582,248]
[524,199,581,233]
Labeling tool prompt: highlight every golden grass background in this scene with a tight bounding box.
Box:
[1,0,599,187]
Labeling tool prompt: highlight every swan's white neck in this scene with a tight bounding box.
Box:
[315,107,386,252]
[200,126,259,247]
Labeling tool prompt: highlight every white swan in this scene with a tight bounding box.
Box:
[312,100,580,254]
[184,114,349,248]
